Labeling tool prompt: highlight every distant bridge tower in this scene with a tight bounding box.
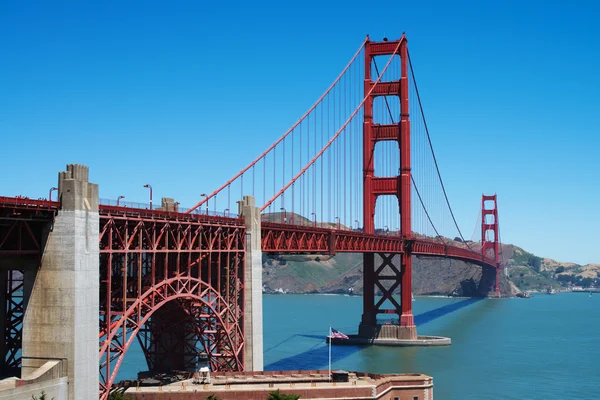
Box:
[481,194,501,296]
[360,35,416,340]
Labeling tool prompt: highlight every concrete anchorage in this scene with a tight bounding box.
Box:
[21,164,99,400]
[238,196,264,372]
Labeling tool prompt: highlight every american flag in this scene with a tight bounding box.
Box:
[331,328,349,340]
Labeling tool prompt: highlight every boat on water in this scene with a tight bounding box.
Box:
[412,293,415,301]
[546,286,557,295]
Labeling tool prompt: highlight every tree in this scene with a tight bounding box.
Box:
[108,391,126,400]
[453,237,463,242]
[556,265,566,273]
[556,274,572,283]
[267,389,300,400]
[528,256,542,272]
[581,277,594,288]
[205,395,221,400]
[31,392,54,400]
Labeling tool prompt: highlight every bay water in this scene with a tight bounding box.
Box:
[118,293,600,399]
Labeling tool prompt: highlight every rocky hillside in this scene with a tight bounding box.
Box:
[263,251,520,297]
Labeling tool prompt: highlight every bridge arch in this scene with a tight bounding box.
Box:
[99,275,243,400]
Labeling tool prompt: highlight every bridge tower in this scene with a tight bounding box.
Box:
[359,35,416,340]
[22,164,99,400]
[481,194,501,296]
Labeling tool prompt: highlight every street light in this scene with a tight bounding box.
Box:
[335,216,340,230]
[48,187,58,202]
[200,193,208,215]
[174,202,180,213]
[280,207,287,224]
[355,220,359,230]
[143,184,153,210]
[224,208,229,217]
[116,195,125,206]
[311,212,316,228]
[384,225,388,234]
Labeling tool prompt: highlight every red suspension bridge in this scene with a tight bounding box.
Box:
[0,35,501,399]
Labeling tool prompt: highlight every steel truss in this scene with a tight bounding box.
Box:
[261,223,496,267]
[0,201,55,377]
[98,211,245,399]
[1,269,24,375]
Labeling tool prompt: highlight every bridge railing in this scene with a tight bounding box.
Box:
[0,196,59,210]
[98,199,243,224]
[99,198,239,218]
[261,221,498,267]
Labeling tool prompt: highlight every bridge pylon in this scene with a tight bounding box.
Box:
[359,35,416,340]
[481,194,502,297]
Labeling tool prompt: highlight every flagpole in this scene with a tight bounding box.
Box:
[328,325,332,382]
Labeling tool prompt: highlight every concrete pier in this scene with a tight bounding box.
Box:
[22,164,99,400]
[239,196,263,371]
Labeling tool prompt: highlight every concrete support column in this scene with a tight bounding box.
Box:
[22,267,37,313]
[22,164,99,400]
[358,253,376,337]
[238,196,263,371]
[398,250,417,340]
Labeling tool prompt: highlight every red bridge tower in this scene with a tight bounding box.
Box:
[360,35,416,340]
[481,194,502,296]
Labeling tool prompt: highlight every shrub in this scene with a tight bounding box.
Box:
[31,392,54,400]
[267,389,300,400]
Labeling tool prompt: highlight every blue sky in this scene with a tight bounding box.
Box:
[1,1,599,264]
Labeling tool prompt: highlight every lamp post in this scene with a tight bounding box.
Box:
[355,220,359,230]
[200,193,208,215]
[48,187,58,202]
[311,212,316,228]
[116,195,125,206]
[224,208,229,217]
[280,207,287,224]
[384,225,388,234]
[174,202,180,213]
[143,184,153,210]
[335,216,340,230]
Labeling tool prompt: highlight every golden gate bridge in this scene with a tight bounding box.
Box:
[0,35,501,399]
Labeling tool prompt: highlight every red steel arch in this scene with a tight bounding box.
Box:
[98,208,245,399]
[98,275,243,399]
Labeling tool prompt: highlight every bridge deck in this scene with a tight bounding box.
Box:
[0,196,497,269]
[261,222,497,268]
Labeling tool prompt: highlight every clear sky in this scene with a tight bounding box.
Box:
[1,1,599,265]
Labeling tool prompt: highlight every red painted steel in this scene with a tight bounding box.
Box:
[98,208,245,399]
[361,35,417,328]
[1,270,24,375]
[0,196,59,212]
[481,194,502,295]
[261,223,496,267]
[372,123,399,140]
[0,201,55,376]
[398,36,414,328]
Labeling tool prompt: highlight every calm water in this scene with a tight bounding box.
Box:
[119,293,600,399]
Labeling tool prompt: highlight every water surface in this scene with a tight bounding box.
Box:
[119,292,600,399]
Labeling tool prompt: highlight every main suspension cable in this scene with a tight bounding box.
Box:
[407,49,472,249]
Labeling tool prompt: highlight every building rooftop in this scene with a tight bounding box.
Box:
[124,369,433,400]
